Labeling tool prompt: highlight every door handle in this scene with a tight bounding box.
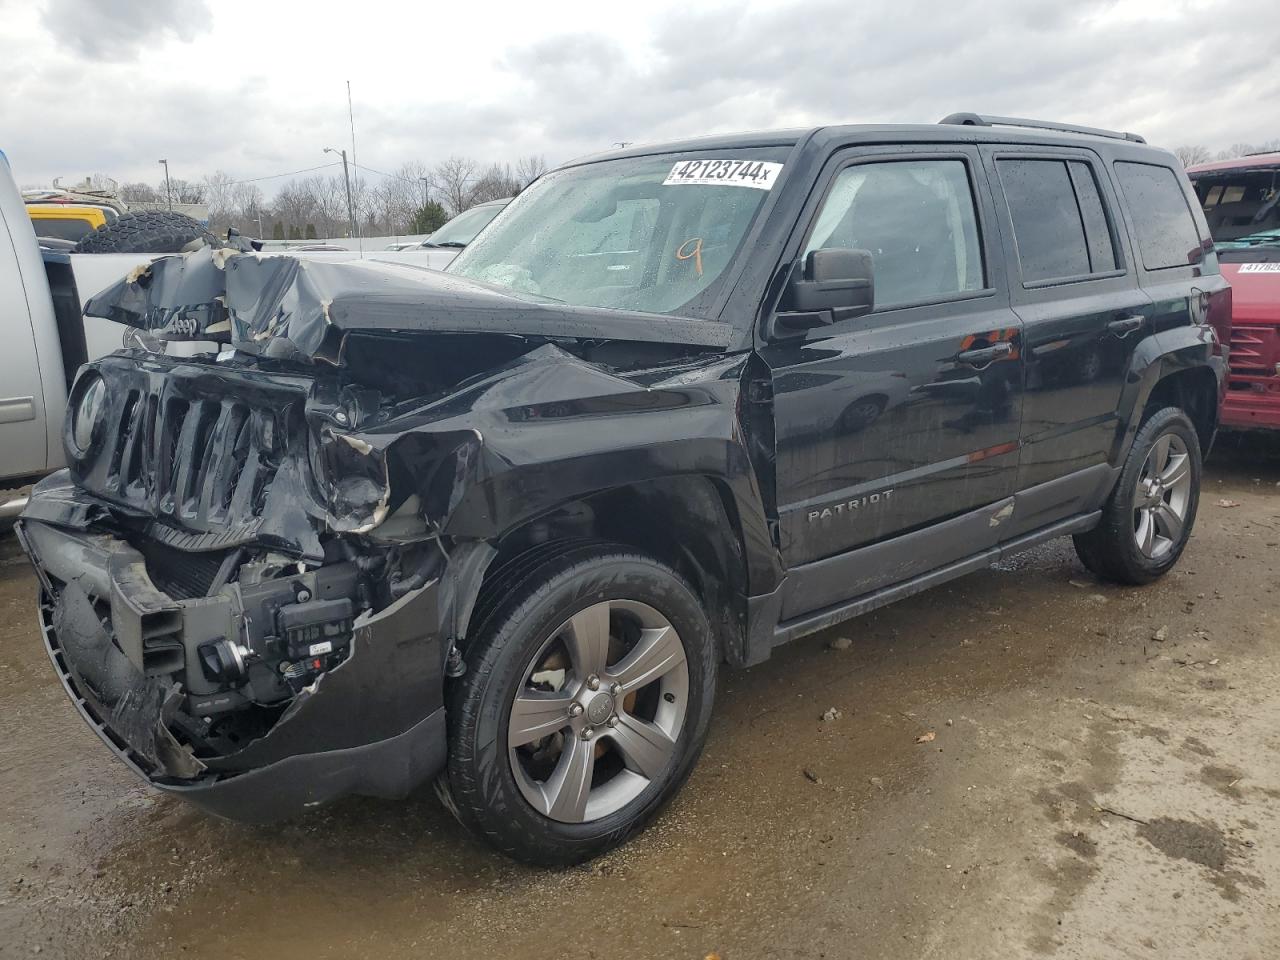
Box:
[1107,315,1144,338]
[956,341,1012,367]
[0,396,36,425]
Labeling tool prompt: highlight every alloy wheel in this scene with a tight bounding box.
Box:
[507,599,689,823]
[1132,432,1192,559]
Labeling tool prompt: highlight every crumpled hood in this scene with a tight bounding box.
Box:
[83,248,732,362]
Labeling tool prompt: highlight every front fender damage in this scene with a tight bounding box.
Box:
[311,342,765,556]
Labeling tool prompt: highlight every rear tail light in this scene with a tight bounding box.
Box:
[1202,285,1233,356]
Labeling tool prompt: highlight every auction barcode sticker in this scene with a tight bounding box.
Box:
[1239,262,1280,273]
[664,159,783,190]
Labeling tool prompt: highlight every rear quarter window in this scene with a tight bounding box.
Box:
[1114,161,1203,270]
[30,217,94,242]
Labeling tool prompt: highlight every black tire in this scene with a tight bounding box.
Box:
[440,543,716,866]
[1073,407,1201,584]
[73,210,221,254]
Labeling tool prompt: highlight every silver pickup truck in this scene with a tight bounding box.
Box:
[1,152,478,521]
[0,152,160,520]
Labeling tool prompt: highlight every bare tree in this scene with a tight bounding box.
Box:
[1173,145,1212,167]
[397,160,432,206]
[514,154,549,188]
[166,178,206,204]
[119,181,159,203]
[433,156,478,215]
[203,171,235,229]
[298,175,343,237]
[273,179,319,237]
[468,163,521,205]
[229,182,265,232]
[1216,142,1268,161]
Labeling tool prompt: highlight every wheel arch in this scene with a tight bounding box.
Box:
[464,475,766,667]
[1115,330,1224,465]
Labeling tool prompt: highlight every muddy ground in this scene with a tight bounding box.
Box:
[2,439,1278,960]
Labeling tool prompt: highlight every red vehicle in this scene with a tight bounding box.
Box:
[1187,152,1280,430]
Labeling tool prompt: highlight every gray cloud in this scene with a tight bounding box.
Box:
[39,0,211,61]
[3,0,1278,192]
[492,0,1280,162]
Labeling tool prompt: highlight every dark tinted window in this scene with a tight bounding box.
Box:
[1068,161,1117,272]
[1192,169,1280,241]
[805,159,984,307]
[1115,161,1203,269]
[998,159,1092,281]
[31,217,94,241]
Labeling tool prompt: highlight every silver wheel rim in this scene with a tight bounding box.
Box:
[507,599,689,824]
[1133,432,1192,560]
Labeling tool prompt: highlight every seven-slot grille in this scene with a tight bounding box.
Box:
[92,383,283,536]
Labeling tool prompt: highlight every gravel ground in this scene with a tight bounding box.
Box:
[2,438,1278,960]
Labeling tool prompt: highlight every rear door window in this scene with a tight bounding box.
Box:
[1114,161,1204,269]
[997,158,1117,283]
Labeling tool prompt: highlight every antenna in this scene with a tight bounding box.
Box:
[348,80,363,257]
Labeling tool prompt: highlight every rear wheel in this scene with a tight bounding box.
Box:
[1073,407,1201,584]
[440,545,716,865]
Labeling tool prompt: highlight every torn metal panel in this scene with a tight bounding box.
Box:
[51,579,204,778]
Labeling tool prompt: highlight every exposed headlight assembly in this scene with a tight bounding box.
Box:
[68,372,106,457]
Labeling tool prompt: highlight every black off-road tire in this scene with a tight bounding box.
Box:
[1073,407,1201,585]
[73,210,221,254]
[438,543,717,866]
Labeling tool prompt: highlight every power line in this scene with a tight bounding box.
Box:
[219,162,343,186]
[352,162,412,183]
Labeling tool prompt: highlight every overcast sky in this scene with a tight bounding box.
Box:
[2,0,1277,193]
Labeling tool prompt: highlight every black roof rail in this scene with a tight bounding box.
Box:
[939,112,1146,144]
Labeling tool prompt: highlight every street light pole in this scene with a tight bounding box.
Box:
[158,159,172,211]
[324,147,356,238]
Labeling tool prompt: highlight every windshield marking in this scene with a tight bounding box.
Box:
[663,159,783,190]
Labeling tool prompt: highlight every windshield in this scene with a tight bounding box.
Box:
[447,149,789,318]
[1217,228,1280,249]
[426,202,508,247]
[1192,168,1280,242]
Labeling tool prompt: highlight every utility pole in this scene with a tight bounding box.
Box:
[420,176,430,207]
[324,147,356,238]
[158,158,172,210]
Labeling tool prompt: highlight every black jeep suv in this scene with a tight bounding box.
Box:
[19,114,1229,865]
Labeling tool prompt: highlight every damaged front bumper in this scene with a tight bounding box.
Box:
[17,495,450,823]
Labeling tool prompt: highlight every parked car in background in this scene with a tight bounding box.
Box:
[1188,152,1280,430]
[16,114,1227,867]
[408,197,510,267]
[23,184,126,242]
[25,202,115,243]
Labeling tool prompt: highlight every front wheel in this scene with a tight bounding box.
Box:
[1073,406,1201,584]
[440,545,716,866]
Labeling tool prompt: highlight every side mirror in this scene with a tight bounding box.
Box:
[776,248,875,331]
